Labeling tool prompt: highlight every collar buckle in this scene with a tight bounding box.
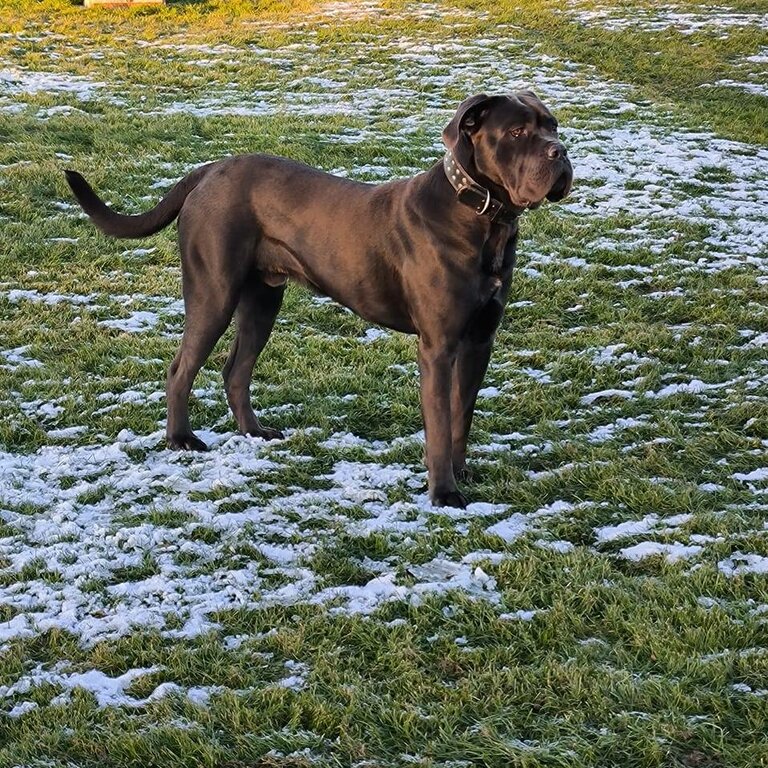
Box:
[477,187,491,215]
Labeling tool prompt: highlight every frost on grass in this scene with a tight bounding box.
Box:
[6,2,766,271]
[0,347,44,371]
[0,67,108,108]
[0,659,300,715]
[4,289,185,336]
[0,430,550,650]
[562,3,768,35]
[595,513,692,543]
[718,553,768,577]
[2,1,768,743]
[619,541,703,564]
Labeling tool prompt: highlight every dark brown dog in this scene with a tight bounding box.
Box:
[66,92,572,508]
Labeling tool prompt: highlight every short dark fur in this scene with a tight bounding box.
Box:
[66,92,572,508]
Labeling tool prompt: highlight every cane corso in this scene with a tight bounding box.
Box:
[65,91,572,508]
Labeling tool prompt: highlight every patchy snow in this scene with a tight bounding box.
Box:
[276,660,310,691]
[99,310,161,333]
[500,609,546,621]
[6,700,38,718]
[46,425,89,440]
[581,389,635,405]
[563,127,768,264]
[0,661,269,714]
[0,346,43,371]
[731,682,768,697]
[0,67,107,103]
[0,429,535,647]
[3,289,185,336]
[7,5,765,274]
[535,539,575,554]
[706,79,768,98]
[586,416,647,444]
[319,431,391,453]
[1,3,767,737]
[486,514,531,543]
[595,513,692,543]
[733,467,768,483]
[7,288,98,306]
[619,541,703,563]
[718,553,768,577]
[358,327,391,343]
[645,379,726,399]
[563,3,768,35]
[0,664,163,710]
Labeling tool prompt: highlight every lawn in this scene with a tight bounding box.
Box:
[0,0,767,766]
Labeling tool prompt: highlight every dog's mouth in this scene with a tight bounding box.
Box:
[509,192,539,210]
[509,169,573,211]
[545,169,573,203]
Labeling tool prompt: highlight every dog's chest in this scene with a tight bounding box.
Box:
[481,225,517,280]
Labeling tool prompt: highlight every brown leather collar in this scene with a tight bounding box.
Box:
[442,150,519,225]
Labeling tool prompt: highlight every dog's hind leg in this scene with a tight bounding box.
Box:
[166,300,238,450]
[223,274,285,440]
[166,243,244,451]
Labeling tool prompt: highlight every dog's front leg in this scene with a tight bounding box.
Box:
[450,290,508,478]
[418,339,466,508]
[450,337,495,480]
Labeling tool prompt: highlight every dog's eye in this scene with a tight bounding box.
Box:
[509,127,527,138]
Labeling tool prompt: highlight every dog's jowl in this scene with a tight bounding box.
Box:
[66,91,573,508]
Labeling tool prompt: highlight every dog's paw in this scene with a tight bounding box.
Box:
[245,426,284,441]
[432,490,468,509]
[454,464,475,483]
[167,433,209,452]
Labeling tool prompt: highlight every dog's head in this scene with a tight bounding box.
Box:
[443,91,573,211]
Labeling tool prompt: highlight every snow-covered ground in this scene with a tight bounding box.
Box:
[1,0,767,719]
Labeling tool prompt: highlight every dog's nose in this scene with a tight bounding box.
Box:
[546,142,567,160]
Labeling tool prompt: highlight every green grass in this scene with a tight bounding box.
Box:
[0,0,767,766]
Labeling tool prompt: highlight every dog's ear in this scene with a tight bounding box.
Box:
[517,89,543,107]
[442,93,497,150]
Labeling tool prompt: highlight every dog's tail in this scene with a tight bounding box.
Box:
[64,164,214,239]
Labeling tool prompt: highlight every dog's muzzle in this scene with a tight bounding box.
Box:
[545,142,573,202]
[546,169,572,202]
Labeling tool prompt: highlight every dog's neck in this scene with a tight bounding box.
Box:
[442,150,520,226]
